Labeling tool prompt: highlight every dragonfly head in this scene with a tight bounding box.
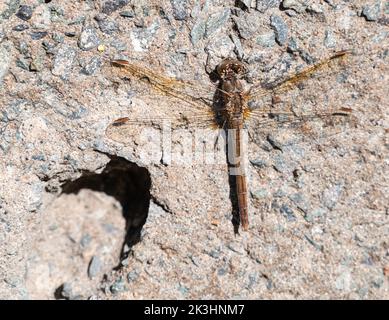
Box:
[217,58,247,81]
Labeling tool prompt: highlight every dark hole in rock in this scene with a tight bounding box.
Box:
[61,155,151,259]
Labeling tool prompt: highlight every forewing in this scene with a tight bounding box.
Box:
[244,50,354,146]
[106,60,217,144]
[110,60,215,112]
[247,50,351,102]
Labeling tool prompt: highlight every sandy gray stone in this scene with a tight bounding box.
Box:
[256,31,276,47]
[88,256,102,279]
[95,15,119,35]
[256,0,281,13]
[16,5,33,21]
[170,0,188,21]
[324,29,336,48]
[78,26,100,51]
[81,56,102,75]
[1,0,21,20]
[30,31,48,40]
[282,0,307,13]
[12,24,28,31]
[102,0,130,15]
[190,17,206,45]
[110,277,127,294]
[270,14,288,45]
[230,33,244,59]
[205,8,231,38]
[130,20,160,51]
[362,2,381,21]
[0,42,12,85]
[232,12,260,40]
[51,44,76,78]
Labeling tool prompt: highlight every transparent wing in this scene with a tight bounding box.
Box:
[106,60,217,144]
[243,50,354,146]
[110,59,215,111]
[244,107,355,152]
[247,50,351,102]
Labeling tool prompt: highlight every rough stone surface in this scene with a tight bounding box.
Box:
[78,26,100,51]
[0,0,388,300]
[171,0,189,21]
[271,14,288,45]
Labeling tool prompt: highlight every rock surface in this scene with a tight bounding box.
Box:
[0,0,388,300]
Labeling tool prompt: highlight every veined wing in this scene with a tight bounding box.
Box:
[245,106,355,150]
[110,59,215,112]
[106,60,218,143]
[247,50,351,102]
[243,50,354,143]
[105,99,217,144]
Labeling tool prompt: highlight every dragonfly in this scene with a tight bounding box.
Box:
[105,50,353,231]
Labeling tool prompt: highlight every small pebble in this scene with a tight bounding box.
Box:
[65,31,76,37]
[88,255,102,279]
[119,10,135,18]
[287,37,299,52]
[131,20,160,51]
[251,188,269,200]
[80,234,91,248]
[18,41,29,55]
[30,31,48,40]
[50,5,64,23]
[270,15,288,45]
[282,0,307,13]
[0,42,12,84]
[256,32,276,47]
[52,33,64,43]
[171,0,188,21]
[324,29,336,48]
[190,18,206,45]
[29,56,43,72]
[95,14,118,34]
[227,242,245,254]
[51,44,76,78]
[16,5,33,21]
[81,56,102,75]
[78,27,100,51]
[304,207,327,223]
[42,40,57,54]
[13,24,29,32]
[67,16,85,25]
[101,0,129,15]
[232,13,259,40]
[256,0,280,13]
[15,58,29,71]
[110,277,127,294]
[205,35,234,58]
[127,269,139,282]
[322,183,344,210]
[217,267,228,276]
[362,2,381,21]
[280,204,296,221]
[205,8,231,38]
